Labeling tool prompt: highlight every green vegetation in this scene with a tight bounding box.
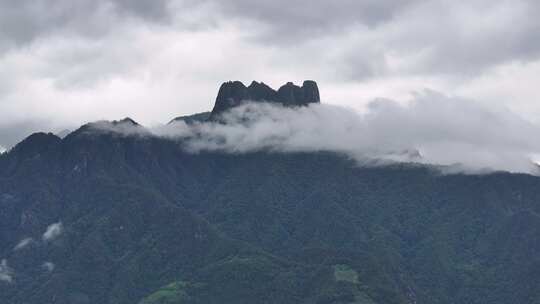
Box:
[334,264,359,284]
[0,130,539,303]
[140,282,196,304]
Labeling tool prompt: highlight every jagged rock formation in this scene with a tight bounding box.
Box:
[210,80,320,119]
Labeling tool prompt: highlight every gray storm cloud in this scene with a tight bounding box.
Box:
[197,0,540,77]
[94,91,540,174]
[0,0,172,50]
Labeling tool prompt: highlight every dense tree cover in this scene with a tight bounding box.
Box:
[0,126,539,303]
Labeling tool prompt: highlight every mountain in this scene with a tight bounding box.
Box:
[0,81,540,304]
[169,112,211,125]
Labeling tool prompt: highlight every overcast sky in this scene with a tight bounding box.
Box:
[0,0,540,149]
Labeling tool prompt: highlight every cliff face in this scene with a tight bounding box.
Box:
[210,80,320,118]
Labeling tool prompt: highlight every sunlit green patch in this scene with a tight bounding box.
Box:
[139,281,204,304]
[334,264,359,284]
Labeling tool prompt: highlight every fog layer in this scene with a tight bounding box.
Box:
[133,91,539,174]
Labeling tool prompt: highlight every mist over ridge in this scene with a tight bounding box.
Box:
[81,82,540,174]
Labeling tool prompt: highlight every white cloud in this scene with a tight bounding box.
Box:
[43,222,63,242]
[0,145,5,153]
[455,60,540,123]
[42,262,55,272]
[13,237,33,251]
[149,93,540,174]
[85,119,150,137]
[0,259,13,283]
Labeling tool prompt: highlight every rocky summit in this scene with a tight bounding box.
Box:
[210,80,320,119]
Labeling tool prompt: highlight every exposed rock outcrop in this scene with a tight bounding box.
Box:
[210,80,320,119]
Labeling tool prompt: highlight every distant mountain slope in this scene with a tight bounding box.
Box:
[0,128,539,304]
